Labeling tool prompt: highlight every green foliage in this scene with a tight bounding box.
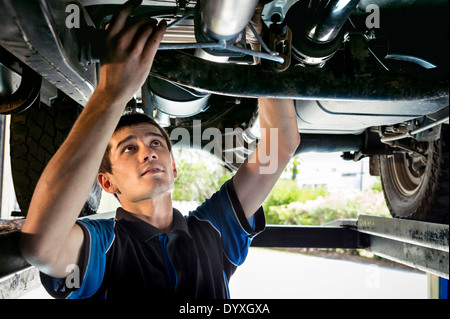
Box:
[370,176,383,192]
[265,187,390,225]
[284,155,301,180]
[262,179,328,213]
[172,149,232,203]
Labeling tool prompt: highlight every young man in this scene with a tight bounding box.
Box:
[19,0,300,298]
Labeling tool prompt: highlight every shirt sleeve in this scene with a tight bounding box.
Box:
[39,218,115,299]
[188,178,265,266]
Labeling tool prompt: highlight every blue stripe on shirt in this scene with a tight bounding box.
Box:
[68,218,115,299]
[188,180,262,266]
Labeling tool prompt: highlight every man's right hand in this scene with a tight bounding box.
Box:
[97,0,166,105]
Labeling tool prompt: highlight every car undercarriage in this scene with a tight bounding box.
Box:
[0,0,448,223]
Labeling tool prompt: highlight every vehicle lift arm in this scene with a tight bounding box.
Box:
[251,214,449,280]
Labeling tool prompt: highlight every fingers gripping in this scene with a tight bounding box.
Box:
[142,20,167,62]
[107,0,142,36]
[97,0,166,103]
[107,0,166,61]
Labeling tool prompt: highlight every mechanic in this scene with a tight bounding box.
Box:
[19,0,300,299]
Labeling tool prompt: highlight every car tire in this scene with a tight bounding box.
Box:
[9,94,101,217]
[379,124,449,224]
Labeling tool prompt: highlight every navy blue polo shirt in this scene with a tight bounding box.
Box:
[40,179,265,299]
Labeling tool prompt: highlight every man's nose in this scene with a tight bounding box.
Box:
[140,145,157,162]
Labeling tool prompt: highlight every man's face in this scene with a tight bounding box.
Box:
[100,123,177,203]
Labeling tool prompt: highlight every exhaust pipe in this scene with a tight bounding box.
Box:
[305,0,360,43]
[285,0,359,66]
[199,0,259,41]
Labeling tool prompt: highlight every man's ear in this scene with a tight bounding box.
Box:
[97,173,119,194]
[172,161,178,179]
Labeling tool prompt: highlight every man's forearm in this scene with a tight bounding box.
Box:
[21,89,125,263]
[233,98,300,219]
[257,98,299,166]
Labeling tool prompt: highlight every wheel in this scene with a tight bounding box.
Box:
[9,93,101,217]
[379,124,449,224]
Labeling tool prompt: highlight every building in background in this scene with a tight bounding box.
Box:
[295,152,379,192]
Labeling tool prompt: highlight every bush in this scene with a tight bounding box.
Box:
[262,179,328,213]
[265,189,390,225]
[371,176,383,192]
[172,149,232,203]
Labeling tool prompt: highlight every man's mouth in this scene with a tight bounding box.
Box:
[141,166,164,176]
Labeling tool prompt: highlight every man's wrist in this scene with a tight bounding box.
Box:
[89,86,128,111]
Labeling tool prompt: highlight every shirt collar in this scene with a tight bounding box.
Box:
[115,207,191,242]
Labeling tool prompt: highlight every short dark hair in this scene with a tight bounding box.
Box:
[99,113,172,174]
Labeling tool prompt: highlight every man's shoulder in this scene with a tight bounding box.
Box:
[77,216,115,229]
[77,217,116,245]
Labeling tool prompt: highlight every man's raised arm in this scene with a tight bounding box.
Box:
[20,0,166,278]
[233,98,300,219]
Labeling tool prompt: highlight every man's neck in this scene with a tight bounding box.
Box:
[121,194,173,233]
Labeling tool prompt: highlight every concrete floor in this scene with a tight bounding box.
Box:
[229,247,428,299]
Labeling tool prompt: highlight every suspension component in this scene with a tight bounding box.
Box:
[268,16,292,72]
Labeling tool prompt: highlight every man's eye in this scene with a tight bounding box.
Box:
[123,145,134,153]
[151,140,161,146]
